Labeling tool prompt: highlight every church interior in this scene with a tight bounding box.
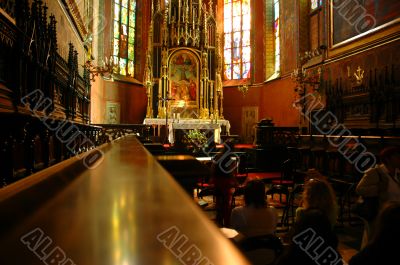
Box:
[1,0,400,264]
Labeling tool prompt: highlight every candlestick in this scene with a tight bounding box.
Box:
[158,78,162,103]
[168,1,171,21]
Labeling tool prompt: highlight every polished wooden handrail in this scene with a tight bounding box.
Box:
[0,136,249,264]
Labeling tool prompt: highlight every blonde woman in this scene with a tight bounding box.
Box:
[296,178,338,227]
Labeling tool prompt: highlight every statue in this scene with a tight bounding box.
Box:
[146,52,151,67]
[202,52,208,67]
[216,72,222,92]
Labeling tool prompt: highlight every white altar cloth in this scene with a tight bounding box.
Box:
[143,118,230,144]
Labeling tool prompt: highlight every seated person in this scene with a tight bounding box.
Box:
[349,201,400,265]
[276,208,343,265]
[355,146,400,247]
[296,177,338,228]
[230,179,277,238]
[356,146,400,210]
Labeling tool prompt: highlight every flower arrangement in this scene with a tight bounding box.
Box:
[183,129,208,153]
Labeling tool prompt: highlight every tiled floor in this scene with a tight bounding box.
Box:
[196,192,363,264]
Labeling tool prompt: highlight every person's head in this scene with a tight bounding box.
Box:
[244,179,266,208]
[371,201,400,247]
[302,178,336,216]
[380,146,400,174]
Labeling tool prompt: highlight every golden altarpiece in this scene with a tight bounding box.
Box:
[143,0,230,143]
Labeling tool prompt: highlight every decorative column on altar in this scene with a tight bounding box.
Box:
[158,48,169,118]
[200,52,209,119]
[145,25,154,118]
[215,34,224,119]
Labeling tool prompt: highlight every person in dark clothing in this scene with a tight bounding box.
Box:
[349,201,400,265]
[276,209,343,265]
[211,140,238,227]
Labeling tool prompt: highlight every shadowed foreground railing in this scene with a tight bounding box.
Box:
[0,136,249,265]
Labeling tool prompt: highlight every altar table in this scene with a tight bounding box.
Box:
[143,118,231,144]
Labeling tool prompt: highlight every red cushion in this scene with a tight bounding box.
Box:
[271,180,294,185]
[234,144,254,149]
[196,183,213,188]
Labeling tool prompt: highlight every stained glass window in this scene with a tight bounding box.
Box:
[224,0,251,80]
[113,0,136,77]
[274,0,280,73]
[311,0,322,10]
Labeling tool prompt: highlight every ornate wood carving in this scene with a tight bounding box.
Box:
[325,64,400,129]
[60,0,88,41]
[0,0,96,187]
[0,0,16,21]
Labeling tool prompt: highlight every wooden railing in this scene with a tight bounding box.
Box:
[0,114,108,187]
[0,136,249,265]
[93,124,152,142]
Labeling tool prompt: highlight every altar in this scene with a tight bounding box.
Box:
[143,1,230,145]
[144,118,230,144]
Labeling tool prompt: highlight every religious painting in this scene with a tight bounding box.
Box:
[106,101,120,124]
[330,0,400,50]
[168,50,199,111]
[242,106,258,144]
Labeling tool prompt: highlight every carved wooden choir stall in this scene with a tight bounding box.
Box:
[0,0,105,186]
